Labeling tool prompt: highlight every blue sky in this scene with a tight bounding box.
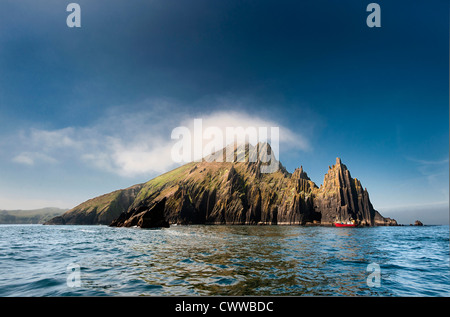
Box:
[0,0,448,224]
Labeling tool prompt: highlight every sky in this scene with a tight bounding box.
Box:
[0,0,448,224]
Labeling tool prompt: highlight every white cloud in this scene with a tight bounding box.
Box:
[111,142,177,176]
[184,110,310,150]
[12,151,58,166]
[12,153,34,165]
[9,101,310,177]
[29,127,81,150]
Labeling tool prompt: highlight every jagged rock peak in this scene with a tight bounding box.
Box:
[320,157,354,192]
[329,157,349,173]
[333,157,348,171]
[291,166,311,181]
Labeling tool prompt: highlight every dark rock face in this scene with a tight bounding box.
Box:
[44,215,66,225]
[110,198,169,228]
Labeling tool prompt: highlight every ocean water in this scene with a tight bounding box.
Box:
[0,224,448,296]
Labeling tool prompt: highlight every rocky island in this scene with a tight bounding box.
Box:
[45,143,397,228]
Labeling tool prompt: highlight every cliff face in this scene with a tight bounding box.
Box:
[110,197,169,228]
[46,143,397,227]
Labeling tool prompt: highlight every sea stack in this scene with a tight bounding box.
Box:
[312,158,397,226]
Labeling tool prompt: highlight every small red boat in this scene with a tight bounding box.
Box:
[334,222,356,227]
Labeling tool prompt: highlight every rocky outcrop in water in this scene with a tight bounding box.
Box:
[312,158,397,226]
[46,143,397,227]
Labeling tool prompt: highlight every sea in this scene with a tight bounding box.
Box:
[0,224,448,296]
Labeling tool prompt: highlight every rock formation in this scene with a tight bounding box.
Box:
[46,143,397,227]
[312,158,397,226]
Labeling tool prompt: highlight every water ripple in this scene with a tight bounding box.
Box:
[0,224,448,296]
